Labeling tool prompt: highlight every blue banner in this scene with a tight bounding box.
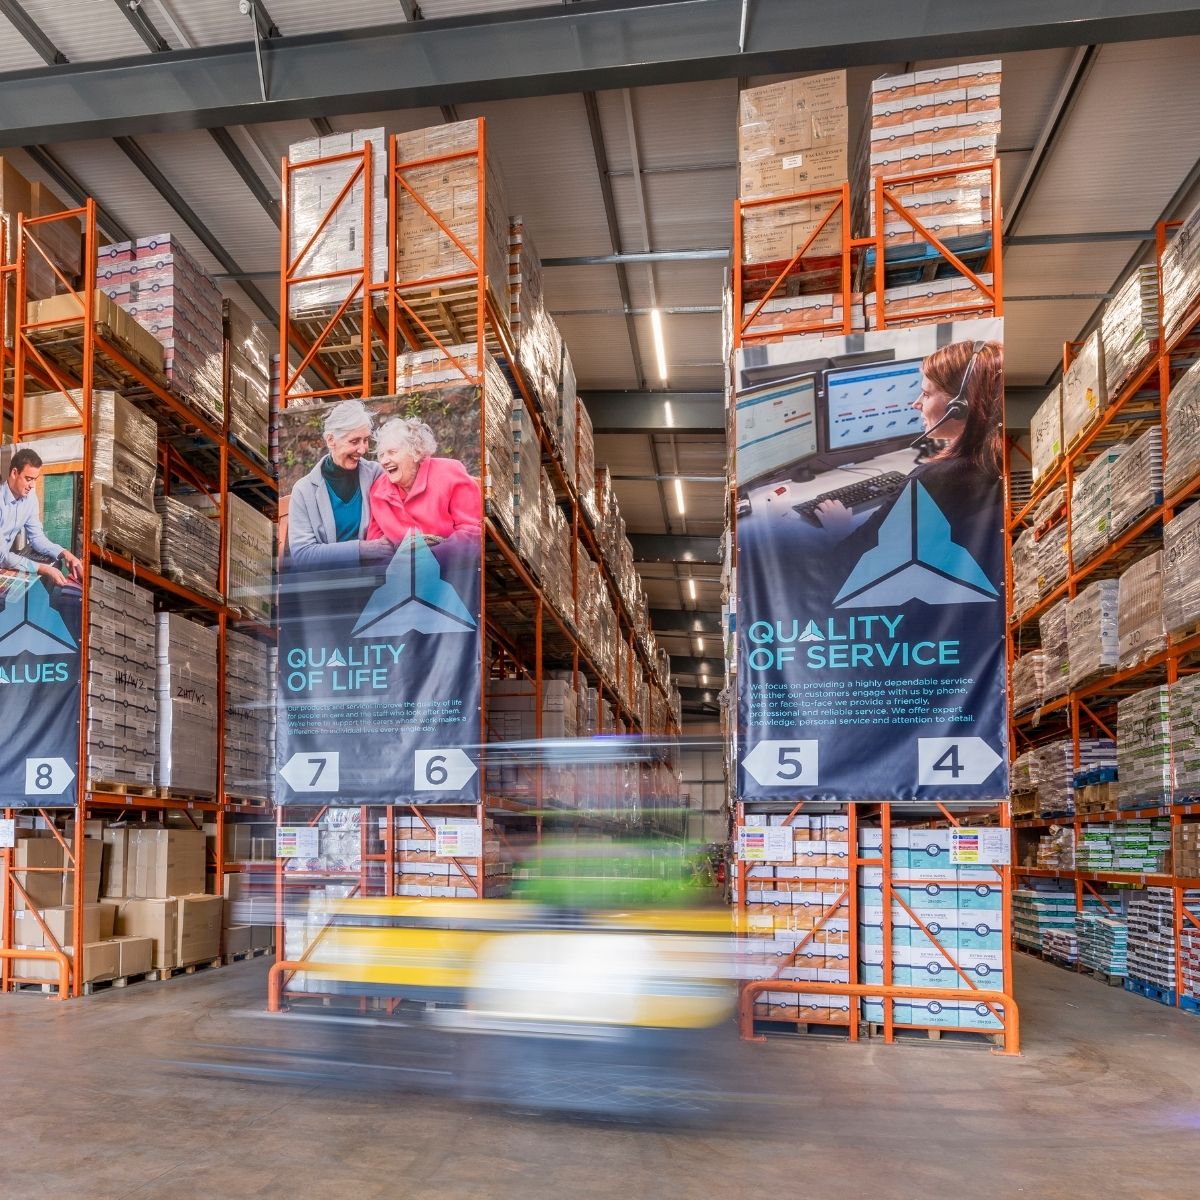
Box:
[734,318,1008,802]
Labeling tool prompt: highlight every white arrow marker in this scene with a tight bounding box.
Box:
[279,751,340,793]
[742,740,819,788]
[415,748,478,792]
[918,737,1003,787]
[25,757,74,797]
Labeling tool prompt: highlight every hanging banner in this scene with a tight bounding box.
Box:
[734,317,1008,802]
[0,448,83,808]
[276,386,484,804]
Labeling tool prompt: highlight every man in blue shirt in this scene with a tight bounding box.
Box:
[0,447,83,591]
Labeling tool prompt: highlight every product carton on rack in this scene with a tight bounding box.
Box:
[286,128,387,314]
[1118,551,1166,669]
[1164,359,1200,498]
[1117,685,1173,810]
[863,274,993,330]
[1109,427,1162,536]
[1061,329,1107,446]
[155,613,219,796]
[225,301,271,462]
[176,894,222,966]
[26,291,165,375]
[1067,580,1120,690]
[1068,447,1124,570]
[1100,265,1159,398]
[128,828,206,899]
[1163,501,1200,637]
[1162,196,1200,342]
[1030,385,1063,484]
[114,897,178,970]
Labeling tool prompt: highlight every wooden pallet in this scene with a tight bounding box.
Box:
[81,970,153,996]
[394,278,509,355]
[751,1017,853,1040]
[87,779,158,800]
[147,956,223,983]
[287,299,391,393]
[222,946,272,966]
[1083,967,1125,988]
[867,1022,1004,1047]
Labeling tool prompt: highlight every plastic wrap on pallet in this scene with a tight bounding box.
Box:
[1033,741,1074,816]
[863,274,994,331]
[155,495,222,602]
[1117,551,1165,669]
[156,612,218,796]
[1068,447,1124,569]
[1061,330,1107,448]
[1164,503,1200,637]
[542,472,573,624]
[1011,527,1039,616]
[1035,826,1075,870]
[1031,482,1066,530]
[519,304,564,441]
[394,121,510,330]
[1076,911,1128,977]
[225,301,271,462]
[1066,580,1119,691]
[1036,520,1070,597]
[1011,748,1039,794]
[1169,672,1200,805]
[1011,650,1045,715]
[87,566,156,788]
[1100,265,1159,398]
[286,128,386,314]
[577,398,597,525]
[91,483,161,570]
[1109,427,1162,536]
[22,389,159,511]
[224,628,274,800]
[1126,888,1199,990]
[1012,891,1081,951]
[97,236,225,424]
[1117,685,1173,810]
[511,397,542,572]
[177,492,274,621]
[1030,385,1063,485]
[1164,359,1200,498]
[1177,813,1200,883]
[558,344,578,487]
[508,217,544,351]
[1162,197,1200,343]
[1038,599,1070,702]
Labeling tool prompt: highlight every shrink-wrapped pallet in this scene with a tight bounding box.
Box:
[1169,671,1200,804]
[225,301,271,462]
[1011,650,1045,715]
[1030,385,1063,484]
[1109,427,1162,536]
[1117,551,1165,668]
[1163,502,1200,637]
[156,495,222,602]
[1038,599,1070,701]
[1011,527,1039,616]
[1100,266,1158,398]
[1069,447,1124,568]
[1067,580,1119,690]
[1117,685,1173,810]
[224,629,274,800]
[1036,520,1070,596]
[1162,197,1200,343]
[1061,330,1106,447]
[1164,359,1200,497]
[156,613,218,796]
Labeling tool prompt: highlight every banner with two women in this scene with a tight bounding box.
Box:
[276,386,484,804]
[734,317,1008,802]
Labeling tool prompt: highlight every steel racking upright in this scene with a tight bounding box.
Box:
[728,159,1018,1052]
[1007,217,1200,1009]
[0,199,277,998]
[272,119,681,1003]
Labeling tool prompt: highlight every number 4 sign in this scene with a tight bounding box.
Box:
[917,738,1003,787]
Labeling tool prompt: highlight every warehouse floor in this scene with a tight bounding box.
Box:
[3,955,1199,1200]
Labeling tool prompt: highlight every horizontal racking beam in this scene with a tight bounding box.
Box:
[4,0,1199,144]
[628,534,721,564]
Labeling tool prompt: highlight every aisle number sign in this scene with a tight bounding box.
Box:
[737,825,795,863]
[436,824,482,858]
[949,827,1011,865]
[277,826,320,859]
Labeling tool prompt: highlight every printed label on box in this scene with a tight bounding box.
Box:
[738,825,795,862]
[276,826,319,859]
[949,827,1010,864]
[436,824,482,858]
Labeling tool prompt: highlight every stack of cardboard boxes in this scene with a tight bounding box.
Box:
[1165,360,1200,496]
[156,495,222,601]
[1162,194,1200,343]
[97,236,225,425]
[156,613,219,796]
[1127,888,1200,992]
[225,301,272,462]
[1117,551,1166,669]
[21,388,162,570]
[285,128,388,314]
[223,629,274,801]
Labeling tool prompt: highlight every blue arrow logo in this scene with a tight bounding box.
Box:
[353,533,477,637]
[0,578,77,656]
[834,481,998,608]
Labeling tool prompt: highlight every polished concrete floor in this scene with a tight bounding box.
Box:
[3,954,1200,1200]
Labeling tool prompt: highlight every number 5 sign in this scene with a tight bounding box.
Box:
[741,740,819,788]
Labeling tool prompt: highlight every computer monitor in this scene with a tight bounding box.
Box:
[735,373,819,485]
[823,358,925,453]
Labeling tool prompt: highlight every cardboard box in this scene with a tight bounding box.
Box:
[177,894,223,966]
[115,897,178,969]
[20,939,121,984]
[102,827,133,898]
[224,924,253,956]
[61,846,102,905]
[27,291,165,375]
[15,902,112,948]
[12,837,65,910]
[129,827,206,899]
[110,934,155,978]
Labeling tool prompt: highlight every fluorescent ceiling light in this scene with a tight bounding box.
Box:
[673,477,686,515]
[701,673,708,686]
[650,308,669,382]
[688,577,697,601]
[694,635,703,655]
[663,399,674,427]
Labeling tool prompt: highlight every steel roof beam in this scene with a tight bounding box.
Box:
[0,0,66,65]
[584,390,723,434]
[5,0,1199,143]
[111,0,170,53]
[649,609,721,635]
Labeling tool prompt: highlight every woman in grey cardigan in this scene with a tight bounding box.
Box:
[286,399,393,569]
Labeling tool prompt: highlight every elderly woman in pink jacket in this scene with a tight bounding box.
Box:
[365,417,482,545]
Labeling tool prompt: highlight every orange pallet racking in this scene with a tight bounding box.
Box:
[729,161,1017,1052]
[1006,218,1200,1008]
[272,119,682,1005]
[0,200,277,998]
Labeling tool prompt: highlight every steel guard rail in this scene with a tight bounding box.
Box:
[739,979,1020,1055]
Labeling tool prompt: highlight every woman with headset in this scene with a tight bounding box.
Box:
[813,338,1004,543]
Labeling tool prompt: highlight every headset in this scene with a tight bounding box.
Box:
[910,340,989,449]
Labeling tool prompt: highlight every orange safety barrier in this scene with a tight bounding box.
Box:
[739,978,1020,1055]
[0,947,71,999]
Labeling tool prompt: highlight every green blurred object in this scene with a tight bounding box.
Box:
[513,840,708,908]
[40,472,80,553]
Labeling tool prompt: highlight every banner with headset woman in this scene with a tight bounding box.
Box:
[733,317,1008,802]
[276,392,484,804]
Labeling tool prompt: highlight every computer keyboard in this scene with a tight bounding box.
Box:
[793,471,909,527]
